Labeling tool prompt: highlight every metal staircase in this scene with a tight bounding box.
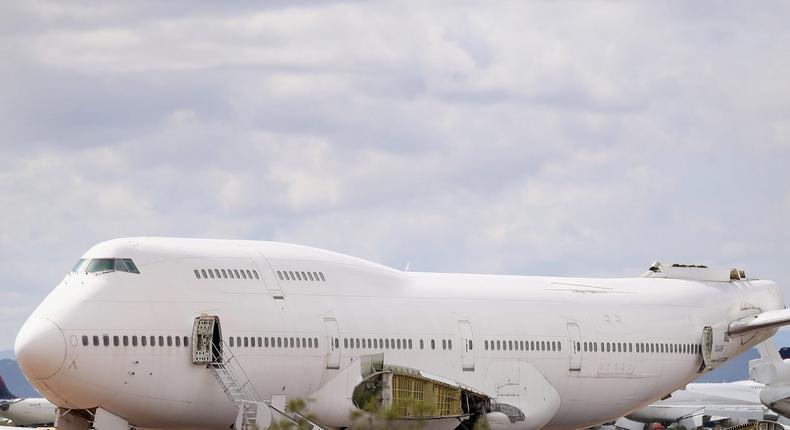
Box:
[209,341,262,429]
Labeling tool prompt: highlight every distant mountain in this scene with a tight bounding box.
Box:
[0,359,37,398]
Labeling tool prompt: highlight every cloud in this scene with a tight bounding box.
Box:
[1,1,790,348]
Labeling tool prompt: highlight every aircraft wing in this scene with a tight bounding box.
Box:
[729,309,790,336]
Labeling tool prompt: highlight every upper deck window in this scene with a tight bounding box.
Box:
[75,258,141,274]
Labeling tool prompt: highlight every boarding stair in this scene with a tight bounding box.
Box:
[207,342,323,430]
[209,342,262,429]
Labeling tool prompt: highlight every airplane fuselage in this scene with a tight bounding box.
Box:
[14,238,784,430]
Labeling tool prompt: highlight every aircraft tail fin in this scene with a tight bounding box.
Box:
[0,375,16,400]
[750,338,790,384]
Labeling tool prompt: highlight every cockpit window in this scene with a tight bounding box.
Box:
[73,258,141,274]
[122,259,139,273]
[87,259,115,273]
[72,259,89,272]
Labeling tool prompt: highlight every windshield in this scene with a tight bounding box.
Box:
[72,258,141,274]
[72,259,89,272]
[87,259,115,273]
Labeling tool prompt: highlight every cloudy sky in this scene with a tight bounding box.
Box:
[1,1,789,350]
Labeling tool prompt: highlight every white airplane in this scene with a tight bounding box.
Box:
[626,379,773,427]
[0,374,56,426]
[12,238,790,430]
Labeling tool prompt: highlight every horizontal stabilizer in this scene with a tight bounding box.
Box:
[729,309,790,336]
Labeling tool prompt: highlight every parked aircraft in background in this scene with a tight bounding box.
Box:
[13,238,790,430]
[0,374,56,426]
[626,379,772,427]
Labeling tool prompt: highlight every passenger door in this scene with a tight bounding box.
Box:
[324,318,341,369]
[567,323,582,371]
[459,320,475,371]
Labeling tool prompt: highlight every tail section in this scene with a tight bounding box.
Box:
[0,375,16,400]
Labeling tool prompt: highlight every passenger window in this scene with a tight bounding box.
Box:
[276,338,282,347]
[150,336,156,346]
[431,339,436,350]
[313,272,320,281]
[496,340,501,350]
[93,335,99,346]
[442,339,447,350]
[289,338,294,347]
[141,336,147,347]
[264,337,269,347]
[113,336,120,347]
[175,336,181,347]
[253,270,259,279]
[209,270,215,279]
[277,271,283,280]
[558,342,562,351]
[301,271,307,280]
[357,339,362,348]
[166,336,172,347]
[408,339,413,349]
[201,269,207,278]
[123,336,129,346]
[344,338,349,348]
[395,339,400,349]
[212,269,219,278]
[229,269,235,279]
[419,339,423,349]
[295,271,302,281]
[319,272,326,281]
[244,337,249,347]
[307,272,314,281]
[246,270,252,279]
[448,339,452,350]
[234,269,241,278]
[334,338,339,348]
[194,269,201,279]
[103,335,110,346]
[221,269,227,278]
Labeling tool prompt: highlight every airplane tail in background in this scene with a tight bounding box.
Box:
[0,375,16,400]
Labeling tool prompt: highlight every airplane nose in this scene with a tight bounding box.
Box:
[15,318,66,380]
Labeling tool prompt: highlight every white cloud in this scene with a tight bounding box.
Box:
[1,1,790,348]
